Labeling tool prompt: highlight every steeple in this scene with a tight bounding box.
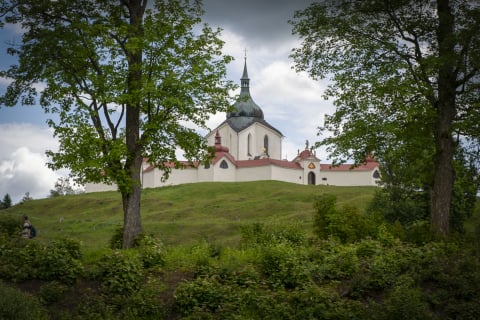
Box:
[226,51,264,121]
[240,49,249,93]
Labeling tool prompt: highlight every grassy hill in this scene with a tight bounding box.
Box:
[4,181,377,250]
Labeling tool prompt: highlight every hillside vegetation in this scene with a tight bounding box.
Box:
[6,181,376,249]
[1,181,480,319]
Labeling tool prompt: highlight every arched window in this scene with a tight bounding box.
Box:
[308,172,316,185]
[247,133,252,156]
[373,170,380,179]
[220,160,228,169]
[263,135,269,155]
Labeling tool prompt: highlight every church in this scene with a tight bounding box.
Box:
[85,59,380,193]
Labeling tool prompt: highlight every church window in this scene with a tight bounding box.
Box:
[308,172,316,185]
[220,160,228,169]
[373,170,380,179]
[247,133,252,156]
[263,135,269,155]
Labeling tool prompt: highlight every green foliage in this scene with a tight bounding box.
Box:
[0,193,12,209]
[96,250,144,297]
[240,222,306,248]
[0,281,48,320]
[117,277,166,320]
[49,177,76,197]
[38,281,69,306]
[0,214,21,237]
[109,226,124,249]
[313,194,375,243]
[381,276,432,320]
[290,0,480,236]
[0,237,83,284]
[133,233,166,269]
[367,188,429,226]
[259,243,310,289]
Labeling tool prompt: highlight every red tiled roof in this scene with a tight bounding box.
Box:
[236,158,302,169]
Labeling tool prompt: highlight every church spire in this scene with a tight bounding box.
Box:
[241,49,249,93]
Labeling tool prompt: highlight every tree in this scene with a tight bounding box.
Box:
[0,0,235,247]
[50,177,75,197]
[21,192,33,203]
[290,0,480,236]
[0,194,12,209]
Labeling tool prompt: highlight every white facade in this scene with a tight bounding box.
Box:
[85,59,381,194]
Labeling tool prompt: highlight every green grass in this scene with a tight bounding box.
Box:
[5,181,377,250]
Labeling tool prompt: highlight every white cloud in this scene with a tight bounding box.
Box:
[0,123,63,203]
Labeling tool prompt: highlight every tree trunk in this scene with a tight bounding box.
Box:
[122,0,146,248]
[430,0,456,236]
[121,156,143,248]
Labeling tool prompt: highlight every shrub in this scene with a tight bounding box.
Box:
[119,277,166,320]
[0,214,21,238]
[134,234,165,269]
[34,240,83,284]
[174,276,235,315]
[313,194,375,243]
[109,226,124,249]
[382,276,432,320]
[240,222,306,248]
[0,280,48,319]
[259,243,310,289]
[38,281,68,305]
[0,237,83,284]
[97,249,144,297]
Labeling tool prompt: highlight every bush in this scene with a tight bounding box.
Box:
[313,194,375,243]
[34,239,83,284]
[118,277,166,320]
[134,234,165,269]
[382,276,432,320]
[38,281,68,305]
[259,243,310,289]
[109,226,124,249]
[0,281,48,319]
[0,237,83,284]
[97,249,144,297]
[0,214,21,238]
[240,222,306,248]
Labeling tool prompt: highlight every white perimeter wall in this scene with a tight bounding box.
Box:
[319,170,379,186]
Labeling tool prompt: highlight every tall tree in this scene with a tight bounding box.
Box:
[290,0,480,236]
[50,177,75,197]
[0,194,12,209]
[0,0,235,247]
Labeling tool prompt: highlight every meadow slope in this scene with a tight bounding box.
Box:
[5,181,377,249]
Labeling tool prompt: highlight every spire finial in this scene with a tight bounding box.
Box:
[241,50,249,90]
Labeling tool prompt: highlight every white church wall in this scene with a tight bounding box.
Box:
[84,182,117,193]
[252,123,282,160]
[271,166,304,184]
[236,165,272,181]
[197,164,214,182]
[213,158,236,181]
[142,169,156,188]
[319,170,379,186]
[153,167,198,187]
[237,129,254,160]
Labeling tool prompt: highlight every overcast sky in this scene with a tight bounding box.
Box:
[0,0,334,204]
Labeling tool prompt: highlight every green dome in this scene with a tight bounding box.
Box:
[226,60,264,120]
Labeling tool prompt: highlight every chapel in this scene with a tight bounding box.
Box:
[85,57,380,193]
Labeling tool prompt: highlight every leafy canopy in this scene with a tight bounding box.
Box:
[0,0,236,189]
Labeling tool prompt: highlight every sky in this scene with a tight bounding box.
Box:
[0,0,335,204]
